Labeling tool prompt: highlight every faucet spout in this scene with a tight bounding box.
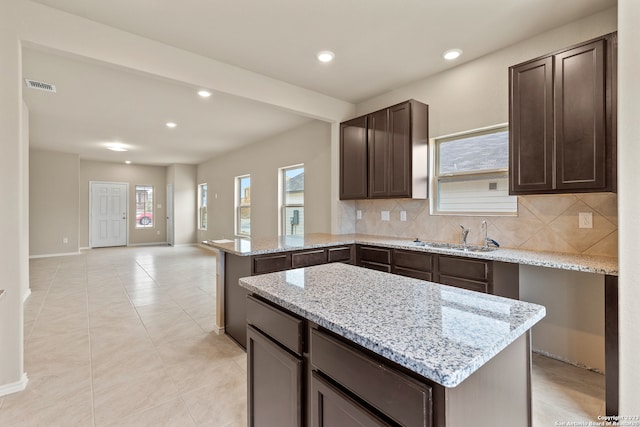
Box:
[460,225,470,248]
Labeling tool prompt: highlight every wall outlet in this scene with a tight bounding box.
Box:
[157,203,162,209]
[63,237,68,244]
[579,212,593,229]
[157,230,161,235]
[381,211,390,221]
[356,210,362,220]
[400,211,407,221]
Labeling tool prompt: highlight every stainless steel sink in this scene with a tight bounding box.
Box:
[412,241,498,252]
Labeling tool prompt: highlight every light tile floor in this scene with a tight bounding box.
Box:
[0,245,605,426]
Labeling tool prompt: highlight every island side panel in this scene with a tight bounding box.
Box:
[445,332,531,427]
[225,253,252,348]
[215,249,226,334]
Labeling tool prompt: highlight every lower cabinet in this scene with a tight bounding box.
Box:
[310,372,392,427]
[246,294,530,427]
[247,326,303,427]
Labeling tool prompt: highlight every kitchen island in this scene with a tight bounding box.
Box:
[239,263,545,427]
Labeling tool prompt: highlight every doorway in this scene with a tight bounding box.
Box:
[90,181,128,247]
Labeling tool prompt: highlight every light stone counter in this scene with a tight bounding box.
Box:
[204,233,618,275]
[239,262,546,388]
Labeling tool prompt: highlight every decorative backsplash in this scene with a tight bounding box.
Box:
[354,193,618,257]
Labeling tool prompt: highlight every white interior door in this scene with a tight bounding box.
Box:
[90,181,128,248]
[166,183,174,246]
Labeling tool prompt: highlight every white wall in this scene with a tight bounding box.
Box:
[29,150,80,257]
[167,164,197,245]
[197,120,332,240]
[356,8,617,138]
[21,102,30,301]
[618,0,640,415]
[0,0,27,394]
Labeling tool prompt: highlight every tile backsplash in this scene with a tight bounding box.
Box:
[355,193,618,257]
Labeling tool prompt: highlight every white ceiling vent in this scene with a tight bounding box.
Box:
[25,79,57,93]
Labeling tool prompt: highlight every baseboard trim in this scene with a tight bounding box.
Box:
[0,373,29,397]
[22,288,31,303]
[212,325,225,335]
[29,251,81,259]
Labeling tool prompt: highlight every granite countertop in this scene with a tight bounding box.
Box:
[203,233,618,275]
[239,263,546,388]
[0,289,4,300]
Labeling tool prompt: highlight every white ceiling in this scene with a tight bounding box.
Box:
[23,0,616,166]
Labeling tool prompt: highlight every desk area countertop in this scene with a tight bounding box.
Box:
[203,233,618,276]
[239,262,545,388]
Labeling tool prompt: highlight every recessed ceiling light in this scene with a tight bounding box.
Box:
[198,90,212,98]
[106,143,128,152]
[316,50,335,63]
[443,49,462,60]
[166,122,177,128]
[125,160,132,164]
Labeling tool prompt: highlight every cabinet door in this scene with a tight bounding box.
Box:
[554,39,607,191]
[248,326,303,427]
[311,372,392,427]
[340,116,368,200]
[509,56,554,194]
[368,109,390,198]
[388,102,412,197]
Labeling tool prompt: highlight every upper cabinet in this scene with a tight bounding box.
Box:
[509,33,617,195]
[339,100,429,200]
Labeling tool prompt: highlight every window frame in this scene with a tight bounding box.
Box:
[134,185,154,228]
[197,183,208,231]
[429,124,517,216]
[279,164,304,237]
[235,174,251,238]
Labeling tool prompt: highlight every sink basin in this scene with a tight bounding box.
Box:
[412,241,498,252]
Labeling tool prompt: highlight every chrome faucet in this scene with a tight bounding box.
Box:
[460,225,470,249]
[482,220,500,249]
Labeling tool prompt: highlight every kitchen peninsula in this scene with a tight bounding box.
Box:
[239,262,545,426]
[205,232,619,416]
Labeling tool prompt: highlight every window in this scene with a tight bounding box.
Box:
[431,125,517,215]
[198,183,208,230]
[280,165,304,236]
[235,175,251,237]
[135,185,154,227]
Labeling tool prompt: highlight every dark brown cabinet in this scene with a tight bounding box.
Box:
[247,296,304,427]
[310,328,433,427]
[225,245,355,349]
[340,100,429,200]
[340,116,368,199]
[357,246,392,273]
[392,249,434,282]
[509,33,616,194]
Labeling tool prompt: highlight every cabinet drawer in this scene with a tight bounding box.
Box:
[360,261,391,273]
[327,246,353,263]
[439,275,490,294]
[359,246,391,265]
[253,253,291,274]
[393,266,432,282]
[438,255,489,281]
[291,249,327,268]
[246,295,304,355]
[311,372,392,427]
[310,329,432,427]
[393,249,433,272]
